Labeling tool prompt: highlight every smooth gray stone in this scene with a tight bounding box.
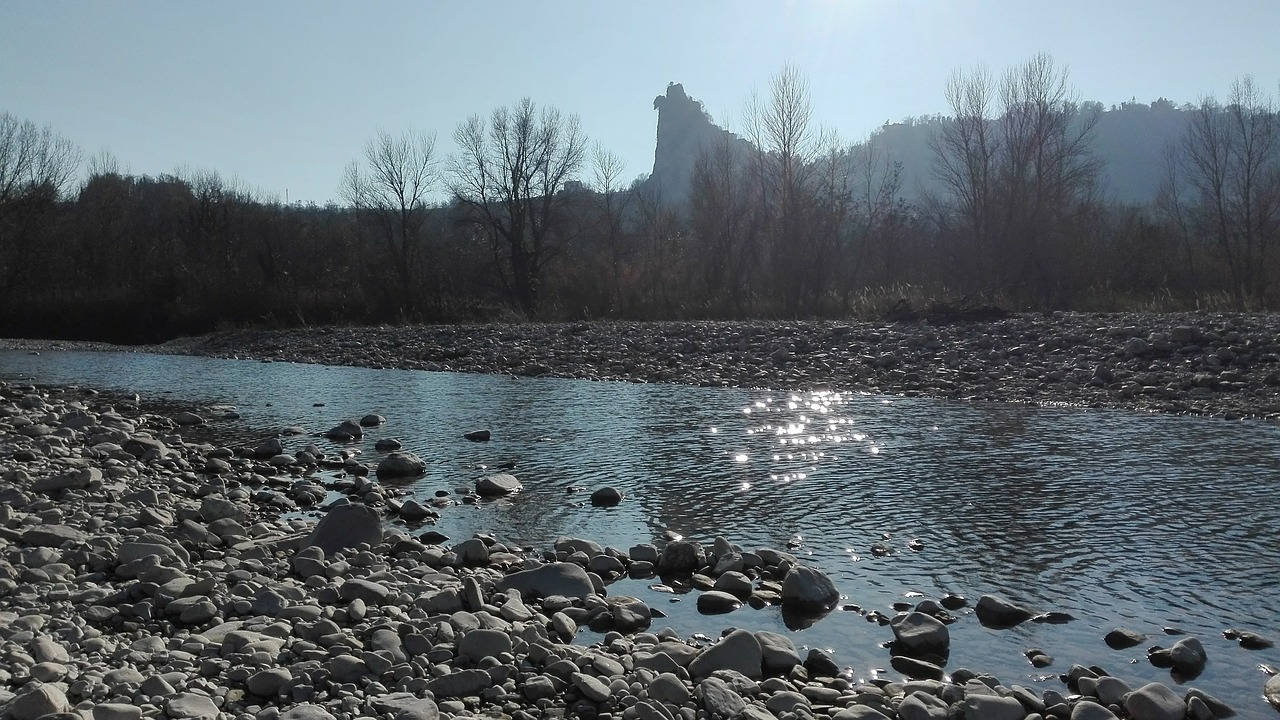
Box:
[780,564,839,611]
[164,692,219,720]
[279,705,338,720]
[891,611,950,653]
[9,685,70,720]
[247,667,291,696]
[1126,682,1189,720]
[963,695,1026,720]
[755,630,800,675]
[369,692,440,720]
[304,502,382,557]
[572,671,612,703]
[339,578,392,604]
[649,672,691,704]
[376,451,425,478]
[974,594,1034,627]
[498,562,594,599]
[898,691,950,720]
[697,677,746,718]
[20,524,88,547]
[1072,700,1120,720]
[476,472,522,495]
[424,668,491,697]
[458,628,513,661]
[93,704,144,720]
[689,628,762,680]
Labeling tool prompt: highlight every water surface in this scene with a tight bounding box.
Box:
[3,350,1279,714]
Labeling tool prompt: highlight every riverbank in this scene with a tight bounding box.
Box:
[1,380,1269,720]
[7,312,1279,422]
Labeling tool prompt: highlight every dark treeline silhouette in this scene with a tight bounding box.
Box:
[2,56,1278,343]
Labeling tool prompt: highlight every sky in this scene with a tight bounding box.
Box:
[3,0,1278,205]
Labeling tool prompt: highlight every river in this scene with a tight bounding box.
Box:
[3,349,1278,714]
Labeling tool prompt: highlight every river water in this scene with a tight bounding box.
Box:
[3,350,1279,714]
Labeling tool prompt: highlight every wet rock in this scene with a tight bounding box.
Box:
[658,540,703,575]
[974,594,1033,627]
[1225,628,1274,649]
[780,564,839,612]
[1105,628,1146,649]
[360,413,386,426]
[324,420,364,441]
[590,486,624,506]
[1265,673,1280,710]
[476,472,521,495]
[697,590,743,614]
[464,429,491,441]
[891,611,950,654]
[610,595,652,632]
[376,451,426,478]
[1184,689,1234,718]
[1170,636,1207,675]
[173,410,205,425]
[374,438,402,452]
[890,654,945,680]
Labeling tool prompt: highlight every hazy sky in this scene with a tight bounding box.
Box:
[3,1,1278,205]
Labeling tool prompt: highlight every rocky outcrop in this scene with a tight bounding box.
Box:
[649,83,751,205]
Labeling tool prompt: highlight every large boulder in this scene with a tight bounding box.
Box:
[304,502,382,557]
[689,628,763,680]
[1125,682,1186,720]
[780,564,839,612]
[891,611,950,655]
[376,452,425,479]
[497,562,594,599]
[658,540,703,575]
[1169,636,1207,675]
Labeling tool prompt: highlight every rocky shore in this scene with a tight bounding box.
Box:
[1,381,1272,720]
[11,312,1274,422]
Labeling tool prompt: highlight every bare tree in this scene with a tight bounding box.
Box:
[1160,76,1279,304]
[0,112,82,300]
[449,98,587,314]
[742,65,841,314]
[929,54,1101,297]
[591,144,631,310]
[689,131,759,313]
[0,112,82,204]
[341,128,440,315]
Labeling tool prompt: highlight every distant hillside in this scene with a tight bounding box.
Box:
[649,85,1195,207]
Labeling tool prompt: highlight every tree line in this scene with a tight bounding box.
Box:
[1,54,1277,343]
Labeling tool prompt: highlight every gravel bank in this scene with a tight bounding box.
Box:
[1,381,1263,720]
[42,312,1271,422]
[7,314,1280,421]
